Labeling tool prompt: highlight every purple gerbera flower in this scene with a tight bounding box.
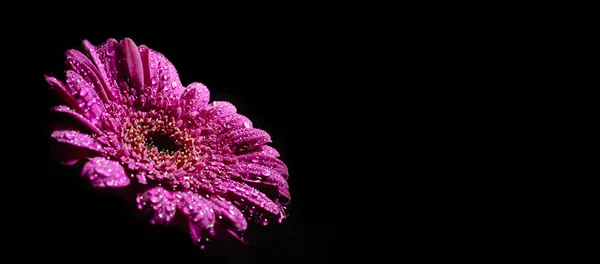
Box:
[46,38,290,248]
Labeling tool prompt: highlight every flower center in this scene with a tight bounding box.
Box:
[146,131,178,155]
[122,111,204,171]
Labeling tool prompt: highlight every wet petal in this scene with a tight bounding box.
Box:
[81,157,130,188]
[136,187,177,225]
[236,178,290,205]
[237,161,288,190]
[51,130,104,152]
[174,191,216,228]
[215,114,253,134]
[65,70,105,127]
[209,196,248,231]
[120,38,144,90]
[51,105,104,135]
[65,49,110,103]
[189,219,215,246]
[45,76,80,113]
[147,49,184,98]
[82,39,122,102]
[225,128,272,153]
[181,82,210,117]
[237,154,289,178]
[223,180,282,216]
[246,145,281,157]
[203,101,237,121]
[173,192,218,244]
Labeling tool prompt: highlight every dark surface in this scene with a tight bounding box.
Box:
[6,2,540,262]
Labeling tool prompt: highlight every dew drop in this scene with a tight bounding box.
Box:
[79,89,88,96]
[262,219,269,226]
[64,132,74,139]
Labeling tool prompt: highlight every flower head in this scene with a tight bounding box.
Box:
[46,38,290,248]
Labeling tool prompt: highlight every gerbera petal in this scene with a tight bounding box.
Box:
[200,101,252,132]
[81,157,130,188]
[51,130,104,152]
[175,192,216,228]
[204,101,237,121]
[209,196,248,231]
[120,38,144,91]
[237,154,289,178]
[225,128,272,153]
[82,39,122,102]
[181,82,210,117]
[234,154,290,204]
[45,76,81,114]
[174,192,218,244]
[65,49,110,103]
[65,70,105,127]
[224,180,282,216]
[236,161,289,191]
[236,178,291,205]
[248,145,281,157]
[136,187,177,225]
[147,49,184,99]
[216,114,253,134]
[189,219,215,246]
[51,105,104,135]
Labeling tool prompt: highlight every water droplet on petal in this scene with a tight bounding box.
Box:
[79,89,88,96]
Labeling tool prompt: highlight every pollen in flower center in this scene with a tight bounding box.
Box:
[122,111,203,170]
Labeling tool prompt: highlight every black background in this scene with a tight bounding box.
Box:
[4,2,552,262]
[7,2,391,263]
